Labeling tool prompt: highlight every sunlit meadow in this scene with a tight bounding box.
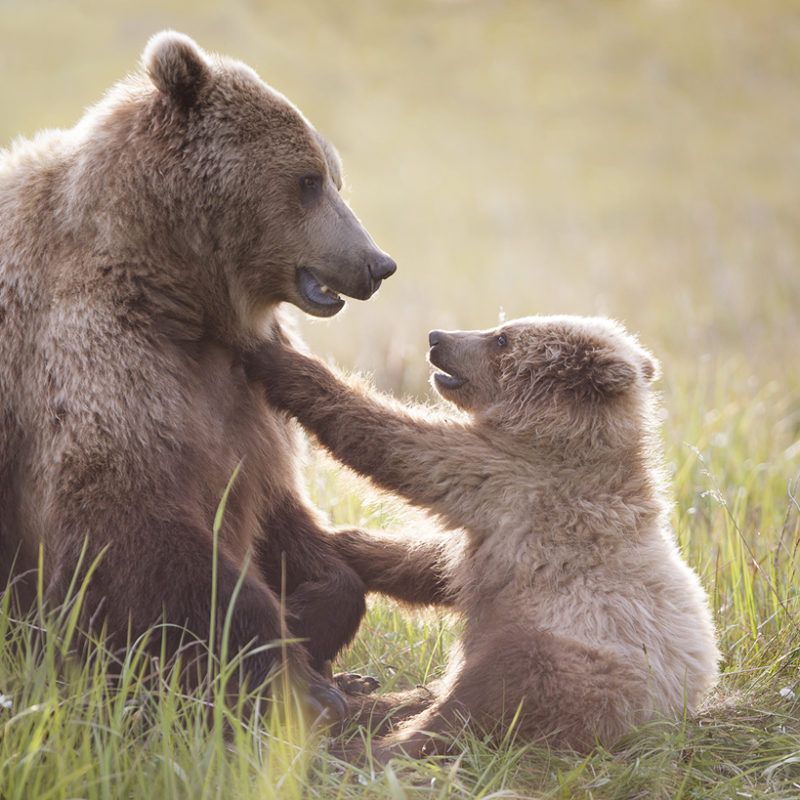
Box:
[1,1,799,797]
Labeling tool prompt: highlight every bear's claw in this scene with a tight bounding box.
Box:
[308,677,349,722]
[333,671,381,696]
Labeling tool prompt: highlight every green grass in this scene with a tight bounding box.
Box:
[0,600,319,800]
[2,0,800,797]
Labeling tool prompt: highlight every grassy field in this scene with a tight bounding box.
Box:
[1,0,799,797]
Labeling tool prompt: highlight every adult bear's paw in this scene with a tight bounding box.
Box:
[307,674,350,722]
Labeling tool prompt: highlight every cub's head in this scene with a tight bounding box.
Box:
[428,315,659,442]
[91,32,395,326]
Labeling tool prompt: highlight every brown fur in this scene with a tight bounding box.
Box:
[246,315,720,758]
[0,31,396,717]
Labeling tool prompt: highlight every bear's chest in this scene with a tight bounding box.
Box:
[171,340,299,561]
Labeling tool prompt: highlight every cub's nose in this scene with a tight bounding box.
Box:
[368,252,397,281]
[429,330,443,347]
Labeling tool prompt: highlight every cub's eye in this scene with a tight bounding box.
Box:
[495,333,508,348]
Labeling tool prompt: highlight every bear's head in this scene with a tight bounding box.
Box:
[428,315,659,445]
[79,31,395,329]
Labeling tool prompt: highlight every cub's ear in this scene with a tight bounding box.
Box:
[639,351,660,384]
[143,31,210,108]
[592,349,660,395]
[592,355,638,395]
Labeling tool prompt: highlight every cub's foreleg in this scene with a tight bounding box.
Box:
[244,341,482,523]
[330,528,455,608]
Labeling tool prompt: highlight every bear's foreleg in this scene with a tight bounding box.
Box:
[254,492,367,672]
[329,528,455,608]
[245,341,485,522]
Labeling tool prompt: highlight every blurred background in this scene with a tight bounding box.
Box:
[1,0,798,406]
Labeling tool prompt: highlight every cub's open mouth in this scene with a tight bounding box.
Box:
[433,371,468,390]
[296,267,346,317]
[429,347,468,390]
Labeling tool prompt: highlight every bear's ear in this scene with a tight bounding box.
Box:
[591,349,659,396]
[592,355,638,395]
[639,352,660,384]
[143,31,210,108]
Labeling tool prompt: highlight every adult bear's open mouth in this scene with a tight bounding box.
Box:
[296,267,346,317]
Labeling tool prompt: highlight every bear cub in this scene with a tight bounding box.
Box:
[247,315,720,759]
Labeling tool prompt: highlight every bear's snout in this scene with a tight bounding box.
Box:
[368,252,397,285]
[428,330,457,368]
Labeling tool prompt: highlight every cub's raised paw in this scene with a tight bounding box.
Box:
[334,672,381,696]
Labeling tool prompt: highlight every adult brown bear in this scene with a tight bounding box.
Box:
[0,31,395,716]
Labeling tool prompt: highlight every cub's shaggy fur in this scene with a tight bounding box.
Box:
[0,32,396,717]
[247,315,720,758]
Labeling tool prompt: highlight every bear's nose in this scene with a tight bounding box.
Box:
[429,330,443,347]
[368,253,397,282]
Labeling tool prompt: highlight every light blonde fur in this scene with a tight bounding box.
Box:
[248,315,720,759]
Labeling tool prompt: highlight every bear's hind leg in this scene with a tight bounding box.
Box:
[374,624,649,760]
[328,686,436,763]
[45,510,348,722]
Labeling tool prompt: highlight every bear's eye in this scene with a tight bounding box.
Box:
[495,333,508,348]
[299,174,323,197]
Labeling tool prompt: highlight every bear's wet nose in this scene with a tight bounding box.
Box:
[429,330,443,347]
[368,253,397,282]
